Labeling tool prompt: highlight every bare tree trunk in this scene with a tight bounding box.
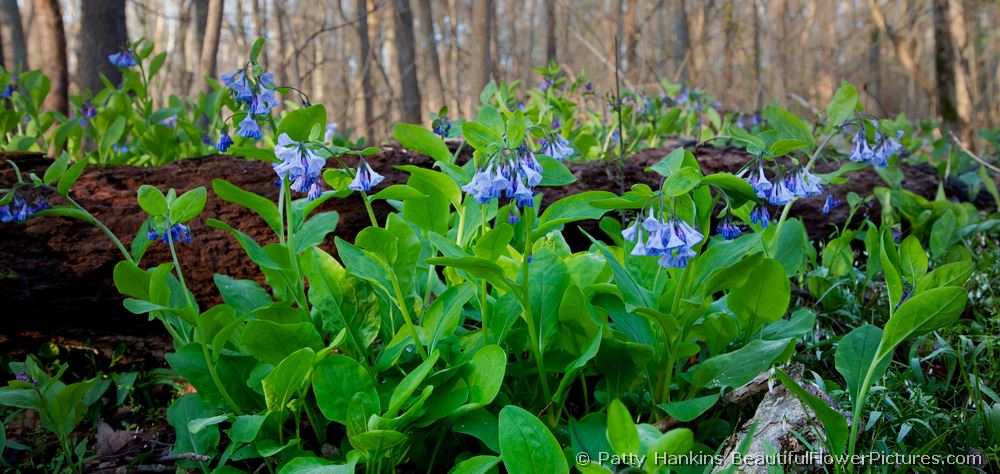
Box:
[198,0,223,91]
[931,0,967,137]
[75,0,127,93]
[869,0,936,96]
[273,1,290,86]
[946,0,975,143]
[251,0,268,68]
[394,0,422,123]
[468,0,493,112]
[0,0,26,70]
[669,0,690,82]
[416,0,445,111]
[357,0,374,142]
[27,0,67,114]
[867,27,881,106]
[751,0,761,107]
[544,0,557,64]
[623,0,639,81]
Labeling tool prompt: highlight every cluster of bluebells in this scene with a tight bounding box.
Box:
[622,208,704,268]
[624,210,703,267]
[348,160,384,194]
[274,133,326,200]
[822,195,842,214]
[0,194,48,223]
[147,223,192,244]
[219,69,280,145]
[849,123,903,167]
[462,143,543,209]
[108,50,137,68]
[15,370,37,385]
[716,216,742,240]
[742,159,824,206]
[433,117,452,138]
[77,101,97,126]
[538,119,574,161]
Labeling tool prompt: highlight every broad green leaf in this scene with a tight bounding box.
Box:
[498,405,568,474]
[212,179,281,235]
[170,186,207,223]
[394,123,453,164]
[397,164,462,208]
[295,212,339,252]
[879,286,967,361]
[473,224,514,261]
[762,105,814,150]
[898,235,928,283]
[312,355,378,424]
[537,154,576,186]
[386,351,440,417]
[834,324,889,406]
[660,167,702,196]
[449,455,501,474]
[774,369,848,454]
[727,258,790,335]
[827,81,860,126]
[277,104,326,142]
[463,121,503,151]
[768,139,809,156]
[929,210,956,259]
[606,399,640,458]
[263,347,315,412]
[536,191,615,236]
[914,261,974,294]
[646,148,686,176]
[700,173,757,207]
[880,229,903,308]
[240,320,322,365]
[278,457,356,474]
[658,393,721,422]
[137,185,168,216]
[690,338,792,392]
[369,184,427,201]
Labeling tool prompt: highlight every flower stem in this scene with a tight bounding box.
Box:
[519,209,552,405]
[390,271,427,360]
[360,190,378,227]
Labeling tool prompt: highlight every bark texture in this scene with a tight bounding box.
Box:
[0,0,26,70]
[197,0,224,92]
[75,0,127,94]
[394,0,423,123]
[26,0,68,114]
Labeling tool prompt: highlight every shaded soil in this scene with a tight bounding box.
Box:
[0,141,985,362]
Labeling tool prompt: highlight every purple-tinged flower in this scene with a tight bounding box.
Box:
[79,101,97,123]
[508,211,519,224]
[250,89,279,116]
[539,135,574,161]
[216,129,234,152]
[0,205,13,223]
[433,118,452,137]
[0,76,14,98]
[349,159,385,192]
[307,181,323,201]
[15,370,37,385]
[744,162,773,199]
[551,118,561,130]
[222,71,255,102]
[622,220,639,241]
[716,218,742,240]
[201,134,213,145]
[146,226,159,241]
[822,195,842,214]
[108,50,137,68]
[750,205,770,228]
[273,133,326,198]
[789,169,824,197]
[325,123,339,143]
[585,82,593,92]
[236,115,262,139]
[768,179,795,206]
[160,114,178,128]
[659,244,695,268]
[539,78,553,91]
[162,223,192,244]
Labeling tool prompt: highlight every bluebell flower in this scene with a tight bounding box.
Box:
[551,118,561,130]
[849,125,900,168]
[517,103,526,111]
[539,78,553,91]
[611,130,621,144]
[512,178,535,207]
[0,204,13,223]
[349,159,385,192]
[108,50,137,67]
[750,205,770,228]
[716,217,742,240]
[433,118,451,137]
[273,133,326,197]
[307,181,323,200]
[324,123,338,143]
[157,223,192,244]
[222,71,255,102]
[768,179,795,205]
[236,115,262,139]
[15,371,36,385]
[659,244,695,268]
[539,135,574,161]
[160,115,178,128]
[744,162,772,199]
[250,88,279,115]
[216,129,234,152]
[508,211,519,224]
[0,77,14,98]
[822,195,842,214]
[462,145,542,208]
[111,143,129,153]
[201,134,213,145]
[146,226,159,241]
[786,169,823,197]
[623,209,700,268]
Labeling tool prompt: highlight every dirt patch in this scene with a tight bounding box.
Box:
[0,143,978,361]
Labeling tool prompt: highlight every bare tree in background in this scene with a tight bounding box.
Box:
[357,0,375,142]
[75,0,127,94]
[931,0,968,140]
[394,0,423,123]
[544,0,556,64]
[198,0,223,92]
[669,0,689,82]
[416,0,445,112]
[468,0,494,112]
[0,0,26,70]
[27,0,67,114]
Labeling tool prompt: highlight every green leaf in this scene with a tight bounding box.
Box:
[660,167,702,196]
[606,399,640,458]
[43,152,69,184]
[700,173,757,207]
[835,324,889,407]
[100,115,127,156]
[449,456,501,474]
[249,37,265,63]
[879,286,968,361]
[295,212,339,252]
[898,235,928,283]
[767,139,809,157]
[463,121,503,151]
[394,123,453,164]
[498,405,568,474]
[369,184,427,201]
[212,179,281,234]
[827,81,860,126]
[312,355,378,424]
[425,256,511,292]
[57,159,87,196]
[278,105,326,142]
[137,185,168,216]
[536,191,615,236]
[537,154,576,186]
[774,369,848,454]
[880,228,903,308]
[690,338,792,392]
[463,344,506,406]
[658,393,721,422]
[170,187,207,223]
[914,261,974,294]
[240,320,322,365]
[396,165,461,208]
[473,224,514,261]
[506,109,527,146]
[929,210,956,259]
[762,105,814,150]
[727,258,791,335]
[148,52,168,80]
[278,457,356,474]
[263,348,315,412]
[647,148,686,177]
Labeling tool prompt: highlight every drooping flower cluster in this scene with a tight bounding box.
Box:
[216,129,234,152]
[108,50,137,68]
[349,160,385,194]
[324,123,339,144]
[822,195,842,214]
[15,370,37,385]
[432,117,452,137]
[622,208,704,268]
[1,74,17,98]
[78,101,97,125]
[0,195,48,223]
[716,216,742,240]
[274,133,326,200]
[742,159,823,206]
[849,124,903,167]
[462,144,543,208]
[221,70,279,140]
[160,114,178,128]
[750,205,770,228]
[148,223,192,244]
[539,135,574,161]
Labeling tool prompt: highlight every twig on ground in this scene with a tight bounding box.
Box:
[949,130,1000,174]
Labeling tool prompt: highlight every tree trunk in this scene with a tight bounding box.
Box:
[357,0,375,143]
[752,0,762,107]
[27,0,68,114]
[946,0,975,144]
[931,0,964,135]
[544,0,557,64]
[251,0,268,68]
[416,0,445,112]
[198,0,223,92]
[623,0,639,82]
[0,0,26,70]
[468,0,493,112]
[669,0,689,82]
[394,0,422,123]
[75,0,127,94]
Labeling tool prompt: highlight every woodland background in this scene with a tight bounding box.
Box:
[1,0,998,144]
